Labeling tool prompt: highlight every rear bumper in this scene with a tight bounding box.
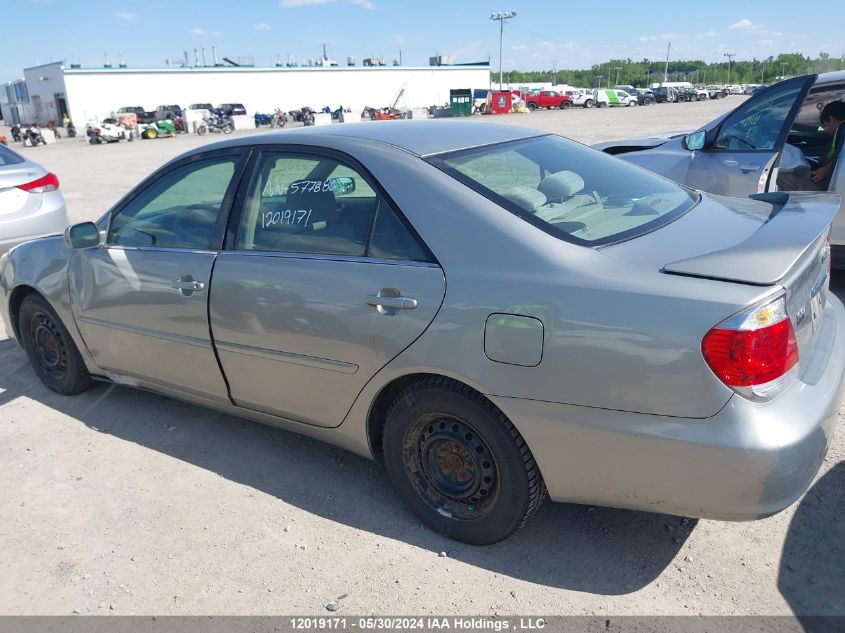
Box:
[492,293,845,520]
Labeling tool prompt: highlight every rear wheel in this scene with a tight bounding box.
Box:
[628,100,636,106]
[147,129,157,139]
[527,102,537,111]
[19,295,93,395]
[382,377,546,545]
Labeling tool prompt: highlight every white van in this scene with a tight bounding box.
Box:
[593,89,638,107]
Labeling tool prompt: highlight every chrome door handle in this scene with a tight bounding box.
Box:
[171,277,206,296]
[367,295,418,310]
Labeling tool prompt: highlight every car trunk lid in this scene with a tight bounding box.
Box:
[601,190,838,377]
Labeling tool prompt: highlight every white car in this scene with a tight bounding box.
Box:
[593,89,638,107]
[0,144,69,255]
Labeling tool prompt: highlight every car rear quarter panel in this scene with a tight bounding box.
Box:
[329,139,764,434]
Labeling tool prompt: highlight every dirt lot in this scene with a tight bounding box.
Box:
[1,98,843,617]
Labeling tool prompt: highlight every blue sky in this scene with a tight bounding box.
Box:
[3,0,842,82]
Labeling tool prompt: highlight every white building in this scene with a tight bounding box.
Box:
[1,61,490,126]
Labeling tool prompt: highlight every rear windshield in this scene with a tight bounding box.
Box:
[0,144,25,166]
[428,135,697,246]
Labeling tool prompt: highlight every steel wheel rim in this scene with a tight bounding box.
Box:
[404,413,499,520]
[29,311,68,379]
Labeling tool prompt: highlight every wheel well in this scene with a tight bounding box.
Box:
[8,285,39,340]
[366,373,490,462]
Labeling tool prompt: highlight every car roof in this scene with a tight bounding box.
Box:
[204,120,547,157]
[815,70,845,86]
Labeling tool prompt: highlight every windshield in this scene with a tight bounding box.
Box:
[429,135,697,246]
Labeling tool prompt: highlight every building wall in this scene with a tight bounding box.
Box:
[62,65,490,124]
[22,62,67,124]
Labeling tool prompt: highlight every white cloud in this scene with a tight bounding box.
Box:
[511,44,527,52]
[255,22,270,30]
[728,18,764,31]
[639,33,679,42]
[114,11,139,21]
[280,0,333,6]
[191,27,221,37]
[280,0,375,8]
[695,31,718,39]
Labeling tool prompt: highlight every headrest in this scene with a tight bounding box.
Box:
[538,170,585,200]
[502,185,547,212]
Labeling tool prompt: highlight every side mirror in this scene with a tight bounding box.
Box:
[64,222,101,249]
[328,176,356,195]
[684,130,706,151]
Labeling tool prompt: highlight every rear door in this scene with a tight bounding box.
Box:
[210,148,446,427]
[686,76,816,195]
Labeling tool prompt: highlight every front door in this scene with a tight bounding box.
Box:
[685,76,816,195]
[210,149,446,427]
[69,150,246,403]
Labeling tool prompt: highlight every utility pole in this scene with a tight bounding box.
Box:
[614,66,622,86]
[552,60,556,86]
[490,11,517,88]
[781,61,787,78]
[663,42,671,82]
[724,52,735,85]
[760,62,765,83]
[596,75,602,88]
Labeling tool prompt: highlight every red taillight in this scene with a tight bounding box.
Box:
[17,172,59,193]
[702,294,798,400]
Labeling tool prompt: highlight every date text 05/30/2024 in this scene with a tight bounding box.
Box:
[290,618,548,631]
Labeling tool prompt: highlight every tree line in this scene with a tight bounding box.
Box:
[496,52,843,88]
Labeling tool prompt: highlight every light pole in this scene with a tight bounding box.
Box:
[663,42,671,82]
[490,11,517,89]
[724,52,735,85]
[781,61,787,78]
[613,66,622,86]
[596,75,603,89]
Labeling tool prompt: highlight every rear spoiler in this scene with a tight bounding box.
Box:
[662,192,840,285]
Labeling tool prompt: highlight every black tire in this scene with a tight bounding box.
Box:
[584,99,593,108]
[382,377,546,545]
[560,101,571,110]
[19,294,93,395]
[222,124,234,134]
[527,102,537,111]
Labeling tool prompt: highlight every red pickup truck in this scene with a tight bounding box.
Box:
[524,90,573,110]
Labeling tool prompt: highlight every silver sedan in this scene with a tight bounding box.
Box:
[2,121,843,544]
[0,143,68,256]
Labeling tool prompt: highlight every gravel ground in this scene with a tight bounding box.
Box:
[0,97,843,617]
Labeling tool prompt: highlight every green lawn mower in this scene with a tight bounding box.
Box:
[139,120,177,139]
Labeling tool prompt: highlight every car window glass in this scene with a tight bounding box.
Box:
[369,200,430,261]
[433,135,696,246]
[714,80,806,150]
[0,144,25,166]
[237,153,378,257]
[108,157,237,249]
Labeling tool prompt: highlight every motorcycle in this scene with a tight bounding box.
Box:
[270,108,287,129]
[87,119,133,144]
[196,114,234,135]
[47,121,62,139]
[22,124,46,146]
[288,107,315,126]
[254,112,273,127]
[361,106,406,121]
[66,121,77,138]
[10,124,21,142]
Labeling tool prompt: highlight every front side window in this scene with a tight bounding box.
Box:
[430,135,696,246]
[236,152,429,261]
[108,156,238,249]
[713,80,807,151]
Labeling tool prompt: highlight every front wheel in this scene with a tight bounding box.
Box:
[222,124,234,134]
[19,294,94,395]
[560,101,571,110]
[382,378,546,545]
[584,99,593,108]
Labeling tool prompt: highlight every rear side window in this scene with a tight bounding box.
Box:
[714,80,808,150]
[236,151,430,261]
[429,135,696,246]
[0,144,25,166]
